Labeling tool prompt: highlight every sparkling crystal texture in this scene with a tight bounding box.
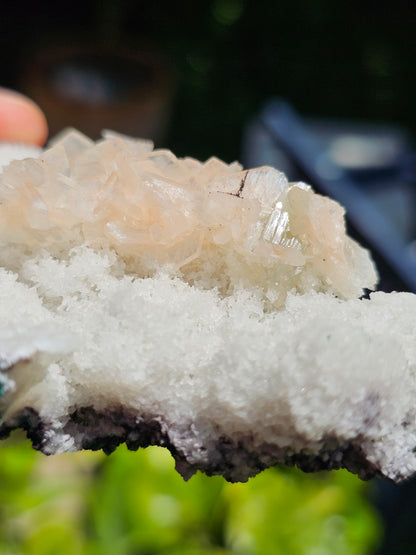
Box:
[0,129,377,304]
[1,131,416,483]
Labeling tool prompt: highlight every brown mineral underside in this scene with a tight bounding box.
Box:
[0,405,381,483]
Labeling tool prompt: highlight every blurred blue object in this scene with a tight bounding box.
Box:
[243,99,416,293]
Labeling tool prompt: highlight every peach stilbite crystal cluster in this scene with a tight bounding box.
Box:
[2,130,416,484]
[0,129,377,304]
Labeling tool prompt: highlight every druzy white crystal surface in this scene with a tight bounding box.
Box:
[0,131,415,483]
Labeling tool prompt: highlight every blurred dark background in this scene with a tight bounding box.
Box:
[1,1,416,553]
[1,0,415,161]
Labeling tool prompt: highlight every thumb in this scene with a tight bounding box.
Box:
[0,88,48,146]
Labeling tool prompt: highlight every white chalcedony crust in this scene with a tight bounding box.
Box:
[1,131,415,483]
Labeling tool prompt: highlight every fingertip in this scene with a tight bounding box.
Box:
[0,88,48,146]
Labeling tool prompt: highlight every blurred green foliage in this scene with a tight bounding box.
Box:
[0,435,381,554]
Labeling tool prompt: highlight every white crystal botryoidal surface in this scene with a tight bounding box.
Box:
[0,130,415,483]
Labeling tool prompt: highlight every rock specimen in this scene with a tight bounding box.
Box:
[0,130,415,483]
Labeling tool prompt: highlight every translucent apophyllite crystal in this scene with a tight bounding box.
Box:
[0,129,377,305]
[3,130,416,485]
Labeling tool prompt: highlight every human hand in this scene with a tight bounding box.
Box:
[0,88,48,145]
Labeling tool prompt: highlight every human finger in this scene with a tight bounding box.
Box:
[0,87,48,145]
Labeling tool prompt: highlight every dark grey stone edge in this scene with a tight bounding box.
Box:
[0,405,383,483]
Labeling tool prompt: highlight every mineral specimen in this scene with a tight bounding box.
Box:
[0,130,415,483]
[0,129,377,305]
